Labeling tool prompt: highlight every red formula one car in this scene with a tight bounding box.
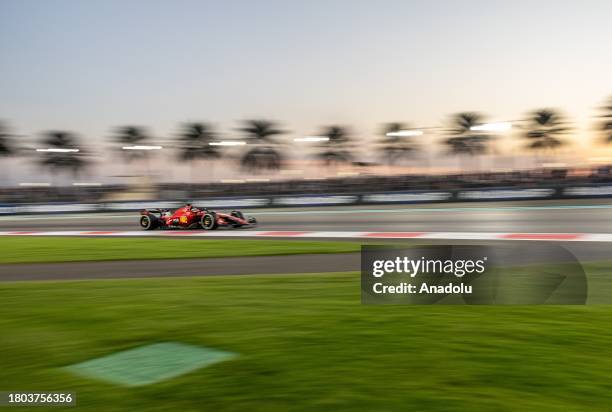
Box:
[139,204,257,230]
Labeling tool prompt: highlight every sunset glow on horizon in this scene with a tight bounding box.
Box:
[1,0,612,182]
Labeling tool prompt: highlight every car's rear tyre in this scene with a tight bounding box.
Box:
[140,215,158,230]
[201,212,218,230]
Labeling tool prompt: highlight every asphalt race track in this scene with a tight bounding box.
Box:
[2,199,612,233]
[2,199,612,281]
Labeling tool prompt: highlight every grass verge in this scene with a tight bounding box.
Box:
[2,266,612,411]
[0,237,360,264]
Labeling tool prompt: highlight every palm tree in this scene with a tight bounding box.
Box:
[315,125,354,166]
[176,122,221,181]
[378,122,418,165]
[237,119,287,173]
[237,120,286,144]
[598,96,612,144]
[38,131,89,181]
[0,121,17,185]
[443,112,492,171]
[112,126,153,176]
[523,109,569,152]
[0,121,15,158]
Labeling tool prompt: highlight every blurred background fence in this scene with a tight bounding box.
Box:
[1,166,611,215]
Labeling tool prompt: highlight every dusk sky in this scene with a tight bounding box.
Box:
[1,0,612,180]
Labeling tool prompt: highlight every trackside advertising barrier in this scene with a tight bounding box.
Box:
[0,184,611,215]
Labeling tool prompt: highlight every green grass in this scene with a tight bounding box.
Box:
[0,237,359,264]
[2,267,612,411]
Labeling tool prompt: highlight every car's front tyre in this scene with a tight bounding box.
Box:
[201,212,218,230]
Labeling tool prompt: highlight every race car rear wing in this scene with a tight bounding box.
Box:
[140,208,163,215]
